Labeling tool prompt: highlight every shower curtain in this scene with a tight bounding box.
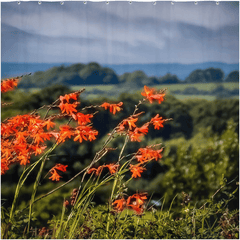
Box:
[1,2,239,238]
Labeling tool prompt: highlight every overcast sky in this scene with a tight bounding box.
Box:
[1,1,239,64]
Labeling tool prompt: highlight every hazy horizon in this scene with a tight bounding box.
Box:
[2,61,238,80]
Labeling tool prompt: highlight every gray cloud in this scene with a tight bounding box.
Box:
[1,1,239,64]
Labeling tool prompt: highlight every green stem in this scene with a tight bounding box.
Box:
[9,143,58,223]
[27,157,47,233]
[27,143,58,232]
[106,158,128,237]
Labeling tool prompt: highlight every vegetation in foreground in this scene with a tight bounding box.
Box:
[1,77,239,239]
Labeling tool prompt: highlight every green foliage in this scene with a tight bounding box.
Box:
[20,183,238,239]
[185,98,239,136]
[158,73,181,84]
[185,68,224,83]
[19,63,120,88]
[119,70,159,90]
[225,71,239,82]
[147,119,239,210]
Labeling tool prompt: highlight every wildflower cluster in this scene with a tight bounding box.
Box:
[1,81,99,179]
[115,86,169,142]
[131,145,164,177]
[1,113,55,174]
[83,87,170,188]
[1,78,19,93]
[2,75,172,236]
[1,80,126,180]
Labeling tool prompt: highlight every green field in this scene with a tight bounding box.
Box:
[23,82,239,101]
[173,94,216,101]
[152,82,239,93]
[71,84,115,92]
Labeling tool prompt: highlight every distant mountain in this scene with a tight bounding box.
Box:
[1,62,239,81]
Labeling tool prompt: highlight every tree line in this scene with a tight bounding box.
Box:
[18,62,239,88]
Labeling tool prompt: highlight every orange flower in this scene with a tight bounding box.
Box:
[1,78,19,93]
[59,102,78,116]
[43,119,56,130]
[136,123,149,135]
[54,163,68,172]
[76,112,93,125]
[141,85,165,104]
[58,125,74,143]
[1,140,13,160]
[127,193,147,215]
[1,161,10,175]
[112,198,126,212]
[87,166,103,176]
[59,92,80,118]
[0,113,54,173]
[128,204,144,215]
[118,117,138,132]
[150,114,164,130]
[87,167,98,175]
[49,164,68,181]
[18,154,30,166]
[129,164,146,178]
[30,145,47,156]
[49,169,61,181]
[128,123,149,142]
[136,147,163,163]
[105,163,119,175]
[128,130,143,142]
[59,93,78,103]
[127,193,148,206]
[34,131,51,145]
[125,117,138,130]
[101,102,123,115]
[15,131,28,143]
[152,94,165,104]
[141,85,155,99]
[88,164,119,176]
[87,129,98,142]
[73,126,98,143]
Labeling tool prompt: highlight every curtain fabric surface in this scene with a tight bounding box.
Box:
[1,1,239,81]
